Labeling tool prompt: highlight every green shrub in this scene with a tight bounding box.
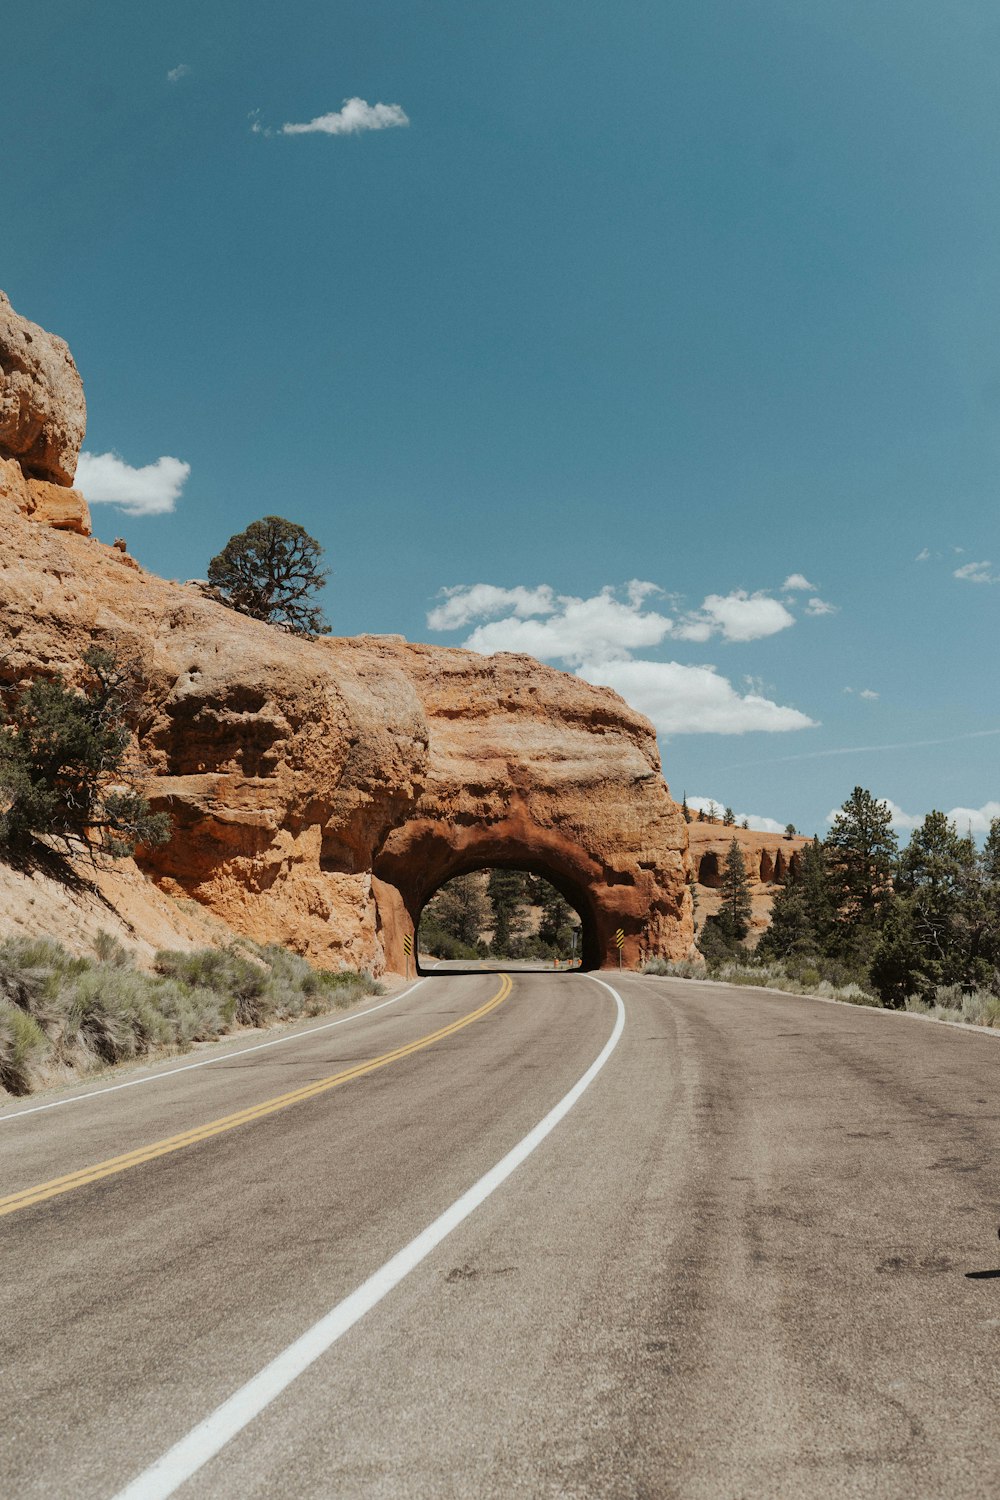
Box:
[0,1000,47,1094]
[0,648,171,858]
[0,935,383,1096]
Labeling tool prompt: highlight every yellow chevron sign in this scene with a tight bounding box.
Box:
[614,928,625,949]
[403,934,413,956]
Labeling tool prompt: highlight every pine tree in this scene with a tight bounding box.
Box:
[758,839,834,961]
[423,873,490,948]
[723,806,735,826]
[487,869,530,957]
[0,649,171,859]
[208,516,329,636]
[870,811,990,1003]
[718,837,753,943]
[824,787,898,956]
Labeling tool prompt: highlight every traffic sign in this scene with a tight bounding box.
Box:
[614,928,625,949]
[403,934,413,955]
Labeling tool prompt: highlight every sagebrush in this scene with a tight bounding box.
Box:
[0,934,380,1096]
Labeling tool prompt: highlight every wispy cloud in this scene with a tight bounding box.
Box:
[714,727,1000,773]
[782,573,817,592]
[915,547,931,562]
[166,63,191,84]
[805,596,838,617]
[954,559,998,584]
[859,688,879,701]
[277,98,410,137]
[427,584,558,632]
[74,451,190,516]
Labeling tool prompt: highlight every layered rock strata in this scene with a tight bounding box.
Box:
[0,290,693,972]
[0,504,692,970]
[686,821,813,942]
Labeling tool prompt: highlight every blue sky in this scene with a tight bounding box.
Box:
[4,0,998,837]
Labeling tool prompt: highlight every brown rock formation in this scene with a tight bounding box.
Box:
[0,502,692,972]
[0,294,692,972]
[0,292,87,486]
[685,821,813,941]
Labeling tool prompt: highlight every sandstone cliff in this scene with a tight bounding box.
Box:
[0,290,693,973]
[686,821,813,942]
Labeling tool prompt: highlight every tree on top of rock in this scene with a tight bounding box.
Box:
[208,517,329,636]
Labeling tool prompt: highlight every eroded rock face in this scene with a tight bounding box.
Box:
[0,292,86,486]
[0,500,692,971]
[686,821,812,941]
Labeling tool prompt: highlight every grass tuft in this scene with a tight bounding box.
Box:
[0,937,383,1097]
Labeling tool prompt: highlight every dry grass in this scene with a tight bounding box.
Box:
[0,934,381,1097]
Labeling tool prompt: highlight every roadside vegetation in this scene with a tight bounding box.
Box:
[0,933,381,1097]
[420,869,580,962]
[650,787,1000,1029]
[0,647,170,861]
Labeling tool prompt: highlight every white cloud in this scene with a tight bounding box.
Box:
[915,547,931,562]
[281,98,409,137]
[676,590,796,643]
[74,450,190,516]
[578,659,816,736]
[462,586,673,667]
[805,596,838,616]
[782,573,817,592]
[428,579,819,734]
[954,560,998,584]
[167,63,191,83]
[687,796,788,833]
[825,798,1000,836]
[946,801,1000,835]
[859,688,879,701]
[427,583,557,632]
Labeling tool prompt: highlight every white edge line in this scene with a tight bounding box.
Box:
[110,973,626,1500]
[633,972,1000,1040]
[0,980,430,1123]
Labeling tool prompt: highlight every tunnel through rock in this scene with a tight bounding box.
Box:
[418,867,586,968]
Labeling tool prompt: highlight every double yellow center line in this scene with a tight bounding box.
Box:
[0,974,513,1221]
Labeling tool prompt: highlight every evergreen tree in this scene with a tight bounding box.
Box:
[487,869,530,956]
[208,516,329,636]
[423,873,490,949]
[758,839,834,961]
[870,812,990,1004]
[537,884,576,951]
[983,817,1000,968]
[824,787,898,956]
[0,649,171,859]
[723,806,735,826]
[718,837,753,944]
[681,793,691,824]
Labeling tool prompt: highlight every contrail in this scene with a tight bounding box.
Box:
[711,727,1000,774]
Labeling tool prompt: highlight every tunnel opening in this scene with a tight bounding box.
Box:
[415,861,594,973]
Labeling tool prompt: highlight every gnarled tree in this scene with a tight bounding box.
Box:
[208,516,329,636]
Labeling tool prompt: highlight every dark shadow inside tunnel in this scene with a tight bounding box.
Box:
[415,863,595,973]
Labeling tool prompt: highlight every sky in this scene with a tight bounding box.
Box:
[4,0,998,839]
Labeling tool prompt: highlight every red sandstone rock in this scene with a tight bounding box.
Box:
[685,821,813,940]
[0,291,86,486]
[0,500,692,973]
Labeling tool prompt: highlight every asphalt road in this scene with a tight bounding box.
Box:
[2,969,1000,1498]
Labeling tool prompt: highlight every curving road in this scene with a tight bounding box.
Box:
[1,969,999,1498]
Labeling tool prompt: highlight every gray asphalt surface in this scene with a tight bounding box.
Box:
[2,969,999,1498]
